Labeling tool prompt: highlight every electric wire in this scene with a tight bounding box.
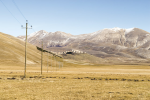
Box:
[1,0,37,39]
[3,0,60,57]
[12,0,37,33]
[0,0,22,25]
[12,0,27,20]
[2,0,63,71]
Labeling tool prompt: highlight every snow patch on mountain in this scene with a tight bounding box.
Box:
[125,28,134,34]
[109,27,122,32]
[103,27,122,32]
[89,30,102,36]
[28,30,49,39]
[29,32,38,38]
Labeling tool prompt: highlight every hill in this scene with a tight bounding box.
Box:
[0,32,62,67]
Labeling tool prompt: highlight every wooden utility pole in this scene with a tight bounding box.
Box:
[59,61,60,69]
[62,59,63,68]
[51,54,52,71]
[47,52,49,73]
[22,20,32,78]
[24,21,27,77]
[55,56,57,71]
[41,40,43,75]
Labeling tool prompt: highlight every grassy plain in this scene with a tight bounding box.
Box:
[0,64,150,100]
[2,30,150,99]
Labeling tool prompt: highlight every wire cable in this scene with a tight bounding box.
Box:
[12,0,37,34]
[12,0,27,20]
[0,0,22,25]
[12,0,36,32]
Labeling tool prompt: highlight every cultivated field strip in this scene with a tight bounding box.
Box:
[0,74,150,100]
[0,75,150,82]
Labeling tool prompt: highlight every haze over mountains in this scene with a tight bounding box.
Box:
[17,28,150,64]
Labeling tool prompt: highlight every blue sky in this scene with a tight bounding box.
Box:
[0,0,150,37]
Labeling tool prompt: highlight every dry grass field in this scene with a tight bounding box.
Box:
[0,64,150,100]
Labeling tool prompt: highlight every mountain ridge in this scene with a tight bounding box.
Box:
[17,27,150,63]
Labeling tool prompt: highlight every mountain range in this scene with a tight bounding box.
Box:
[17,27,150,64]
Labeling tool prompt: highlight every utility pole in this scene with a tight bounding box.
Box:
[55,56,57,71]
[41,40,43,75]
[51,54,52,71]
[21,20,32,78]
[47,52,49,73]
[62,58,63,68]
[59,61,60,69]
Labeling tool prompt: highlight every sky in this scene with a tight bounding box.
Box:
[0,0,150,37]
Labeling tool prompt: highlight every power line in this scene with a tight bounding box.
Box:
[0,0,22,25]
[32,28,37,33]
[12,0,27,20]
[12,0,37,34]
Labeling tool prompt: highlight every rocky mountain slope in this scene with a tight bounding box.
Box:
[17,28,150,64]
